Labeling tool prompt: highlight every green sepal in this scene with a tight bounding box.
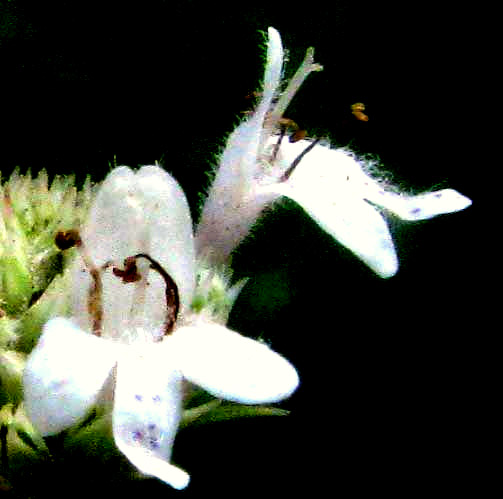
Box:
[0,257,32,315]
[16,270,71,354]
[0,351,25,410]
[181,399,290,429]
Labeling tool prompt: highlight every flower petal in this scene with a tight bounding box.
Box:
[23,318,117,436]
[71,167,148,339]
[112,345,189,489]
[72,165,194,341]
[363,188,473,221]
[269,182,398,278]
[134,166,195,313]
[173,323,299,404]
[260,27,284,118]
[261,140,398,276]
[270,139,375,199]
[195,27,284,263]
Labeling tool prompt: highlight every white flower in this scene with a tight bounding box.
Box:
[195,27,472,277]
[21,25,472,491]
[22,166,299,490]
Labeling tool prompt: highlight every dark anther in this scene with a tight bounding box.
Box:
[289,129,307,143]
[280,138,321,182]
[271,117,306,161]
[112,256,142,283]
[273,127,308,155]
[55,229,82,250]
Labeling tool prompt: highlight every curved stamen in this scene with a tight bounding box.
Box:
[271,123,287,162]
[280,138,321,182]
[56,231,181,339]
[113,253,180,337]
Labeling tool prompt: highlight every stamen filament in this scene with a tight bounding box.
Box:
[280,138,321,182]
[123,254,180,337]
[271,124,287,162]
[55,230,105,336]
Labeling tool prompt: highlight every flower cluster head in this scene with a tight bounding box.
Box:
[19,27,471,490]
[1,170,92,414]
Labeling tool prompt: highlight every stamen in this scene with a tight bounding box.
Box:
[55,230,104,337]
[271,124,287,162]
[112,253,180,337]
[280,138,321,182]
[271,118,306,160]
[87,267,104,337]
[135,254,179,336]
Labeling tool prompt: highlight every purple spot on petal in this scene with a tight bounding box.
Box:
[152,395,161,403]
[149,438,160,449]
[50,379,69,391]
[132,430,144,442]
[434,192,443,198]
[410,207,422,215]
[147,423,156,431]
[134,394,143,402]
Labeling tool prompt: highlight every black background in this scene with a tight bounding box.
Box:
[1,1,486,497]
